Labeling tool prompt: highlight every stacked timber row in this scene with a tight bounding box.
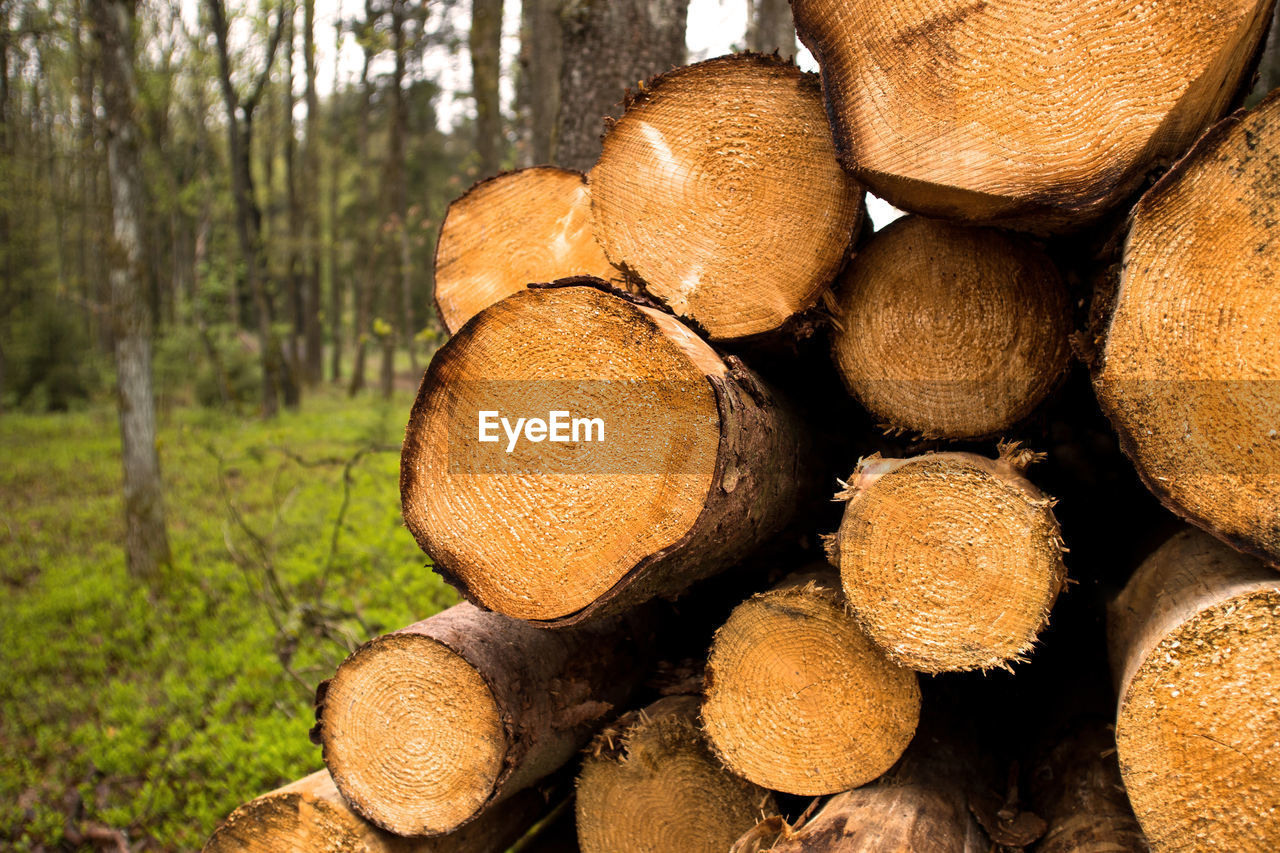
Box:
[208,2,1280,850]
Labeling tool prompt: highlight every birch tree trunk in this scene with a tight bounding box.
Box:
[89,0,172,580]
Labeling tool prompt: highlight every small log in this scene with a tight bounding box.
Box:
[702,568,921,796]
[576,694,774,853]
[1093,91,1280,566]
[791,0,1275,230]
[590,53,863,341]
[312,602,652,837]
[202,770,549,853]
[1108,528,1280,851]
[433,167,619,334]
[401,282,814,625]
[1029,722,1148,853]
[830,216,1071,439]
[832,449,1067,672]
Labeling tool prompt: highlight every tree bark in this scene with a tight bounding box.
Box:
[204,769,554,853]
[386,0,417,378]
[89,0,172,580]
[347,6,376,396]
[313,601,654,836]
[327,11,343,383]
[301,0,323,383]
[746,0,795,56]
[556,0,689,172]
[470,0,504,177]
[517,0,561,166]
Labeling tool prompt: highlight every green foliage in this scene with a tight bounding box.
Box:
[2,296,112,412]
[0,388,457,851]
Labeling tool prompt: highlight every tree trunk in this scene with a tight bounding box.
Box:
[327,11,343,383]
[203,769,554,853]
[386,0,416,377]
[590,55,862,341]
[1029,721,1149,853]
[470,0,504,177]
[829,216,1071,439]
[1092,90,1280,566]
[347,9,376,396]
[517,0,561,166]
[831,449,1067,673]
[556,0,689,172]
[790,0,1275,230]
[746,0,796,56]
[702,568,921,796]
[312,601,654,837]
[281,0,306,388]
[400,281,817,626]
[576,694,775,853]
[89,0,173,580]
[432,167,618,333]
[301,0,323,384]
[1108,528,1280,851]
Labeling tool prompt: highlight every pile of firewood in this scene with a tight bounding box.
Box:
[204,1,1280,851]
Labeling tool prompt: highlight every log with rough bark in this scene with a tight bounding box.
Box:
[701,569,921,796]
[576,694,774,853]
[433,168,619,334]
[590,53,863,341]
[1108,528,1280,851]
[401,281,813,626]
[1029,722,1149,853]
[312,602,652,837]
[203,770,550,853]
[831,448,1067,672]
[791,0,1275,230]
[1092,91,1280,567]
[830,216,1071,439]
[730,725,988,852]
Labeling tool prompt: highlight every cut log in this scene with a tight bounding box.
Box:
[702,568,921,796]
[791,0,1275,230]
[832,449,1067,672]
[830,216,1071,439]
[401,281,813,625]
[312,602,652,837]
[732,725,988,852]
[1108,528,1280,851]
[589,53,864,341]
[1093,91,1280,566]
[433,168,619,334]
[203,770,549,853]
[1029,722,1149,853]
[576,694,774,853]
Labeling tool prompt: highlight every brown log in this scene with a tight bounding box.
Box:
[1029,722,1149,853]
[830,216,1071,439]
[702,569,921,796]
[791,0,1275,231]
[1092,91,1280,567]
[576,695,774,853]
[432,168,620,334]
[1108,528,1280,851]
[400,281,814,626]
[203,770,549,853]
[312,602,652,837]
[590,53,863,341]
[731,725,988,852]
[831,448,1067,672]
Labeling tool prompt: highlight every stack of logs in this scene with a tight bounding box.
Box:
[206,1,1280,850]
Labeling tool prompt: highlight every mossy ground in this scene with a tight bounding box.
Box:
[0,386,457,851]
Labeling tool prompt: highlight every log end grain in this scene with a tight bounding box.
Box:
[204,772,371,853]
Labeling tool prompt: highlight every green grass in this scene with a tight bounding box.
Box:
[0,386,458,851]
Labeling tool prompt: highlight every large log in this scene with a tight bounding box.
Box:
[312,602,652,837]
[203,770,549,853]
[401,281,814,625]
[831,449,1067,672]
[1092,91,1280,566]
[433,168,619,334]
[701,569,921,796]
[575,694,774,853]
[590,53,863,341]
[830,216,1071,439]
[791,0,1275,230]
[1109,528,1280,851]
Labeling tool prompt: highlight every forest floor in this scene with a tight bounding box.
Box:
[0,385,458,851]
